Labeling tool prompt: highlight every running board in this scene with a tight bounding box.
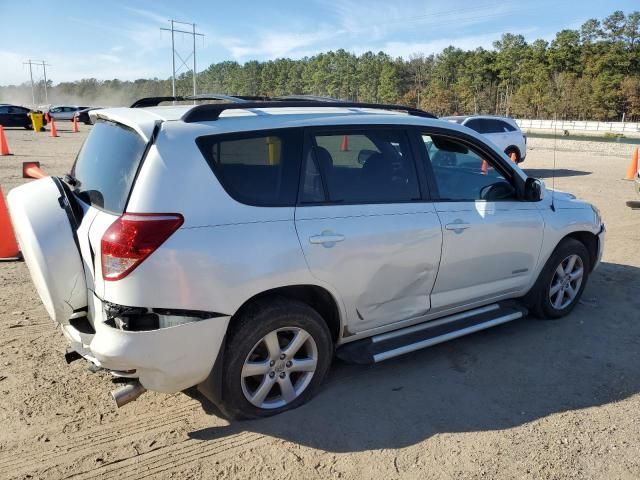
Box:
[336,302,527,364]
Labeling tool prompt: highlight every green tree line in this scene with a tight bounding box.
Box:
[2,10,639,121]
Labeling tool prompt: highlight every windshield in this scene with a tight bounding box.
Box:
[70,121,147,213]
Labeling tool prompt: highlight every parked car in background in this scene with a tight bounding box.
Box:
[8,96,604,419]
[48,105,88,121]
[74,107,102,125]
[0,104,40,129]
[444,115,527,163]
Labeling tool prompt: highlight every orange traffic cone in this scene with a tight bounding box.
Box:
[624,147,639,180]
[0,186,20,260]
[509,151,517,163]
[50,118,58,137]
[480,159,488,175]
[72,116,80,133]
[340,135,349,152]
[22,162,47,179]
[0,125,12,156]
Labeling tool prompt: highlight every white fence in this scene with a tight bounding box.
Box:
[516,119,640,135]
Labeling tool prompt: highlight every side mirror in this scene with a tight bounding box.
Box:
[524,177,544,201]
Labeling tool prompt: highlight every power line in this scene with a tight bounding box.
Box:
[160,20,204,98]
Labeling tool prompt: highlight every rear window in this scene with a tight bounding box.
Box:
[70,121,147,213]
[196,129,302,206]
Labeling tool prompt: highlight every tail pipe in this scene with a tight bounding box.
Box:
[111,381,146,408]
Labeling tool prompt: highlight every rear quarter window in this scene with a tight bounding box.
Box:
[70,121,147,213]
[196,129,302,207]
[500,121,517,132]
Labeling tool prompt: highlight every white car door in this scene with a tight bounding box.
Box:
[420,131,544,310]
[295,127,443,334]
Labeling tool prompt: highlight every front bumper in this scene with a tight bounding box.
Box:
[594,223,605,270]
[61,293,230,393]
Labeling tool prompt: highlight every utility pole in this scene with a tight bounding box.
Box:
[160,20,204,97]
[23,60,51,106]
[192,23,197,99]
[41,61,49,104]
[170,20,175,96]
[25,61,35,106]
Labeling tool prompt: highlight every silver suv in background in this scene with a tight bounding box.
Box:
[8,96,603,419]
[444,115,527,163]
[48,105,88,121]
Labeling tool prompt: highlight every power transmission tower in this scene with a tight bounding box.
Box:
[23,60,51,106]
[160,20,204,97]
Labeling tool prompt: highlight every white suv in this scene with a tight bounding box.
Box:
[444,115,527,163]
[8,96,604,419]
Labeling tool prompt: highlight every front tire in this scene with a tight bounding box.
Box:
[529,238,590,319]
[219,297,333,420]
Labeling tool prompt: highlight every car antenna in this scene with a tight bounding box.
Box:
[550,111,557,212]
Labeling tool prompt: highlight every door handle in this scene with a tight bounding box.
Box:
[445,222,471,232]
[309,232,345,245]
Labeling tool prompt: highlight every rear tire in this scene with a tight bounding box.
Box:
[528,238,590,319]
[218,297,333,420]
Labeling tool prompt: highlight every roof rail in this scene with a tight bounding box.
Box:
[181,101,437,123]
[130,94,250,108]
[273,95,346,102]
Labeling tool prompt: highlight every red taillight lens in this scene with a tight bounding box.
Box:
[101,213,184,281]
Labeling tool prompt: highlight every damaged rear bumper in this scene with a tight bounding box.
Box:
[61,293,230,393]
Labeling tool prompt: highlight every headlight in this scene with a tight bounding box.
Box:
[591,204,602,226]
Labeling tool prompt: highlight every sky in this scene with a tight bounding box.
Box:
[0,0,637,86]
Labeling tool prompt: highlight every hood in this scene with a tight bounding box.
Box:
[542,187,591,210]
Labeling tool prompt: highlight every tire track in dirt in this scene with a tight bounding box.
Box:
[1,402,196,457]
[0,404,202,476]
[66,432,266,480]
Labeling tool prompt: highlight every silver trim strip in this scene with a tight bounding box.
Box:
[373,311,523,362]
[372,304,500,344]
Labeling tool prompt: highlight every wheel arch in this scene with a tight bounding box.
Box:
[504,145,521,157]
[563,230,599,272]
[231,284,343,343]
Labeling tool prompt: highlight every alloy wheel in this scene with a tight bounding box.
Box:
[241,327,318,409]
[549,254,584,310]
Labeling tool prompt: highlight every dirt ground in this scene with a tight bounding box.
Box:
[0,124,639,479]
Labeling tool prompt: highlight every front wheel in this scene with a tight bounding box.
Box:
[219,298,333,419]
[529,238,590,319]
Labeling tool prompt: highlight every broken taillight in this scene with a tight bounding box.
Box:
[101,213,184,281]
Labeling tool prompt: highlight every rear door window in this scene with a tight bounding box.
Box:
[70,121,147,213]
[466,119,505,134]
[196,129,302,207]
[301,129,420,204]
